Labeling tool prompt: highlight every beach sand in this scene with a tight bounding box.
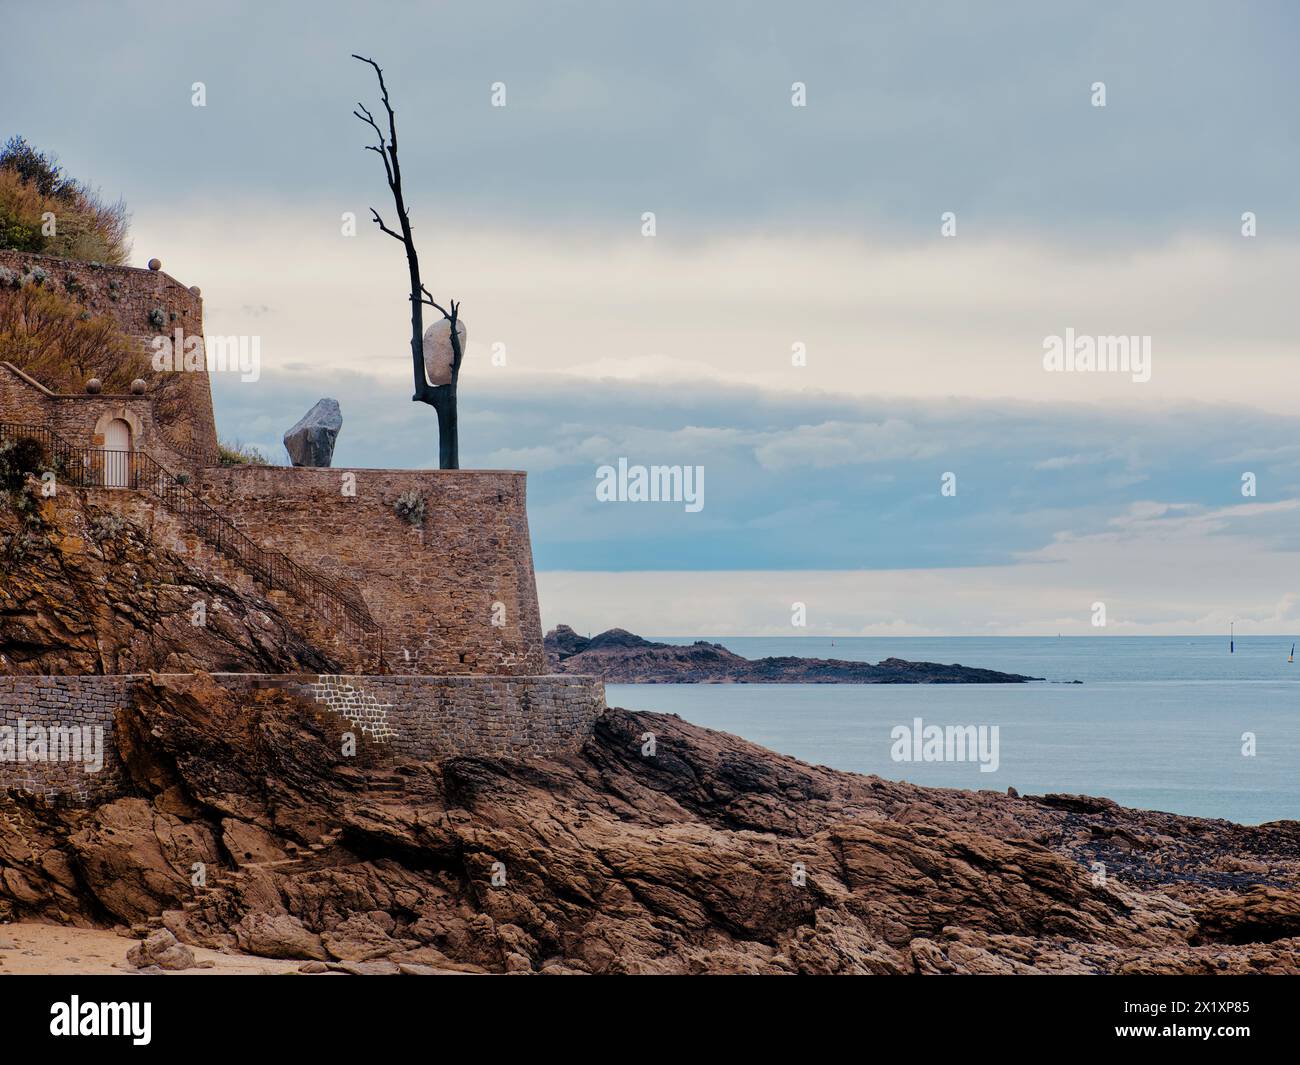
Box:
[0,922,302,976]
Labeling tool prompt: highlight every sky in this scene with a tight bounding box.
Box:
[7,0,1299,635]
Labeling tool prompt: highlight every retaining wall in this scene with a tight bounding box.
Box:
[0,672,604,804]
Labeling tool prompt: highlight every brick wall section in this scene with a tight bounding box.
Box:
[195,467,548,676]
[211,673,605,761]
[0,249,218,464]
[0,672,604,803]
[0,676,129,803]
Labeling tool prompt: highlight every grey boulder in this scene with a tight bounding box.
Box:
[284,398,342,467]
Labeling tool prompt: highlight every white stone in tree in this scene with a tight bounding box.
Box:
[421,317,467,387]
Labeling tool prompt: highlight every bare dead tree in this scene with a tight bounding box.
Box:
[352,54,463,469]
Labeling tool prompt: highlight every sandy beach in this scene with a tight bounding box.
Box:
[0,922,301,976]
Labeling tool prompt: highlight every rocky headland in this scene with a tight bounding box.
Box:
[545,625,1042,684]
[2,672,1299,974]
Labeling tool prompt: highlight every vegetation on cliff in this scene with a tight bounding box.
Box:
[0,271,142,393]
[0,136,130,264]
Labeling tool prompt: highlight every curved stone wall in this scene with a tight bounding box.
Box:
[195,467,548,676]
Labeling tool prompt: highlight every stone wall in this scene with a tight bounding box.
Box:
[211,673,605,762]
[195,467,548,676]
[0,362,194,472]
[0,676,129,803]
[0,249,218,464]
[0,672,604,804]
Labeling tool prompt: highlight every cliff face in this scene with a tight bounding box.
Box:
[2,672,1298,974]
[544,625,1041,683]
[0,487,337,675]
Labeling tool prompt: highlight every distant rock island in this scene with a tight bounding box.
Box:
[545,626,1043,683]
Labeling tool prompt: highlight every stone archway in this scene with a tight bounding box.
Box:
[92,407,141,489]
[92,406,144,450]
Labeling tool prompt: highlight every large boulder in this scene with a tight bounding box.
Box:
[283,398,342,467]
[126,928,201,971]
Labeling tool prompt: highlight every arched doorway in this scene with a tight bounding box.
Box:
[102,418,132,488]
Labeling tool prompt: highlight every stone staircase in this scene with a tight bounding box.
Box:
[165,521,374,673]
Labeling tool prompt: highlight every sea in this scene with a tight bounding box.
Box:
[606,636,1300,825]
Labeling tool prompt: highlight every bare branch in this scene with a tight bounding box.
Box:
[368,208,404,242]
[352,54,401,180]
[353,105,394,185]
[419,284,450,319]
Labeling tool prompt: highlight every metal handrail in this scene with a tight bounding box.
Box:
[1,420,384,668]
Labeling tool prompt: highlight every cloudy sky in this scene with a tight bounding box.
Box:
[9,1,1299,635]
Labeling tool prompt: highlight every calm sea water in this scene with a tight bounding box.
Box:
[606,636,1300,825]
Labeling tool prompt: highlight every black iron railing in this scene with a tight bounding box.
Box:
[0,421,384,669]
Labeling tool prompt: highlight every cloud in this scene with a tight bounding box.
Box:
[537,495,1300,636]
[211,368,1300,634]
[754,419,943,470]
[8,1,1298,238]
[131,209,1300,416]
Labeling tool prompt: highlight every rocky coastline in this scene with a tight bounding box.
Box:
[545,625,1042,683]
[2,673,1298,974]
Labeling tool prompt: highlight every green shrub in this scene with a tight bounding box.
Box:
[0,137,130,265]
[218,440,270,466]
[393,489,426,526]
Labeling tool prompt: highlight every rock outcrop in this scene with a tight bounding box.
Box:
[125,927,206,971]
[0,485,338,675]
[2,672,1297,974]
[545,625,1041,683]
[282,398,342,468]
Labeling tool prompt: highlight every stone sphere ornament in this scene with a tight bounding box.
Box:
[421,316,467,387]
[147,258,162,272]
[130,378,147,395]
[86,378,102,394]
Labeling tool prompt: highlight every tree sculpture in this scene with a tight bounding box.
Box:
[352,54,464,469]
